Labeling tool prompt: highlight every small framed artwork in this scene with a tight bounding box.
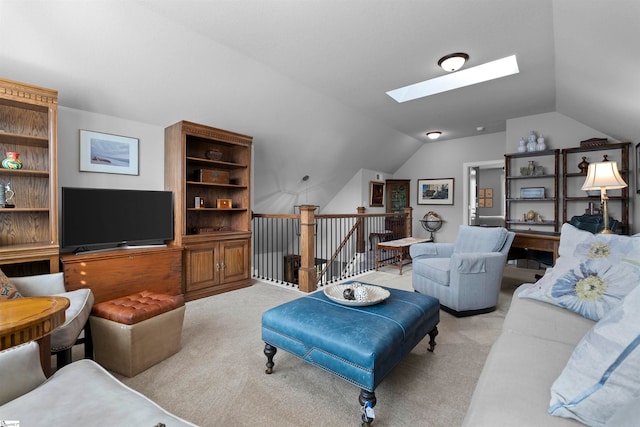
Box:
[80,130,139,175]
[479,187,493,208]
[369,181,384,207]
[417,178,454,205]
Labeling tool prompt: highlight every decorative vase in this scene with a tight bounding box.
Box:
[537,133,546,151]
[527,160,535,175]
[517,138,526,152]
[2,152,22,169]
[527,131,537,152]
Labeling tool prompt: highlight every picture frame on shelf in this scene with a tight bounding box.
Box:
[417,178,454,205]
[369,181,384,207]
[80,130,139,175]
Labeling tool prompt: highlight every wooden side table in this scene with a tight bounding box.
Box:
[0,296,69,376]
[376,237,432,275]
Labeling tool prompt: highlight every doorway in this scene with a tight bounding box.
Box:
[462,160,505,226]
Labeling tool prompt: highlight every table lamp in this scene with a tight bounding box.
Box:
[581,160,627,234]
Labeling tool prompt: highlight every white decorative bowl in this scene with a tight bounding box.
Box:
[323,283,390,307]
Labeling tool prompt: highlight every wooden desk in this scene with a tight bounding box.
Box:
[0,296,69,376]
[511,232,560,265]
[376,237,432,275]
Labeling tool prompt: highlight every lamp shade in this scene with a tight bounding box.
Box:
[581,161,627,190]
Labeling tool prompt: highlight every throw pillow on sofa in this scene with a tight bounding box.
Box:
[549,284,640,426]
[0,268,22,300]
[519,223,640,321]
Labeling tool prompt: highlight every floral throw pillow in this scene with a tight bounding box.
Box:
[519,223,640,321]
[0,268,22,300]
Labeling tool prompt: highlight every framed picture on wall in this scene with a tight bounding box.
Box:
[417,178,454,205]
[369,181,384,207]
[80,130,139,175]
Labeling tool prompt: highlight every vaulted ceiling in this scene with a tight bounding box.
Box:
[1,0,638,212]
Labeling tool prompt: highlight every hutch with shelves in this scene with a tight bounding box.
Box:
[165,121,252,301]
[385,179,410,239]
[561,142,630,233]
[504,149,560,233]
[0,79,58,274]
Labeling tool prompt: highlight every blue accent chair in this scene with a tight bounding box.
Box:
[410,225,515,316]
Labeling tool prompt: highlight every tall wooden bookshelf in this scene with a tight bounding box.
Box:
[165,121,252,301]
[0,79,58,274]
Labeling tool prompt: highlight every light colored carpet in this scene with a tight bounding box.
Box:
[114,265,541,426]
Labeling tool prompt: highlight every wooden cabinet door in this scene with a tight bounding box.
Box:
[385,179,410,213]
[220,239,249,284]
[184,243,218,292]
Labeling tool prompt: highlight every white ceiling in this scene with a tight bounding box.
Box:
[1,0,639,211]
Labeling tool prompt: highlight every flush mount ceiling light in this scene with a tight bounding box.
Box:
[438,52,469,72]
[426,131,442,140]
[387,55,519,103]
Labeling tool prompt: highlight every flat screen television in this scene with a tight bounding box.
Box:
[61,187,174,252]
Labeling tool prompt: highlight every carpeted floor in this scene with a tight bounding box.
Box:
[115,265,541,426]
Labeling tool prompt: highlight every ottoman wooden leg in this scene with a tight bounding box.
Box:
[428,326,439,352]
[359,389,377,426]
[264,343,277,374]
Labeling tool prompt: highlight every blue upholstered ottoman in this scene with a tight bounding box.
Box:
[261,282,439,426]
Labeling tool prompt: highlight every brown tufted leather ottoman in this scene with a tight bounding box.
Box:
[90,291,185,377]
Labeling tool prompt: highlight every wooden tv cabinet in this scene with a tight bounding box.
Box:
[60,246,183,304]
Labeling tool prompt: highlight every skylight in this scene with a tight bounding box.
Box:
[386,55,519,103]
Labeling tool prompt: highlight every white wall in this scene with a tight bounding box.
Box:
[322,168,390,214]
[506,112,615,153]
[58,107,165,191]
[393,132,507,243]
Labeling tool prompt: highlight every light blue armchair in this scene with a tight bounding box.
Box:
[410,225,515,316]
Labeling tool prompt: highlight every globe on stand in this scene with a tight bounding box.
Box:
[420,211,443,241]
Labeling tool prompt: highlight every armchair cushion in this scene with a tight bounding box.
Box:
[0,342,46,405]
[10,272,66,296]
[453,225,509,253]
[413,257,451,286]
[0,268,22,300]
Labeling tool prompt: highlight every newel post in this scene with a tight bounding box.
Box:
[299,205,318,293]
[404,207,413,237]
[357,206,366,253]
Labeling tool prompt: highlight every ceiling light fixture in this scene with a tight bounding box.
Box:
[386,55,519,103]
[438,52,469,72]
[426,131,442,140]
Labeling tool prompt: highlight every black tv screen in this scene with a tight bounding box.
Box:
[61,187,173,251]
